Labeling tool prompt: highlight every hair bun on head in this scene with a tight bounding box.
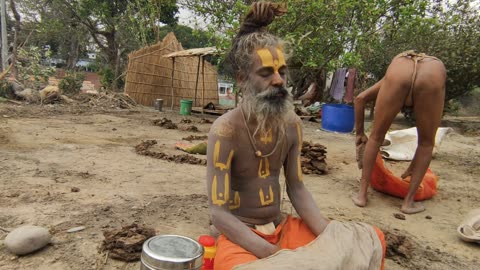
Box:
[238,1,287,37]
[225,2,287,77]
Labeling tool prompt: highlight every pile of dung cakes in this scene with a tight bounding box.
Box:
[301,141,327,175]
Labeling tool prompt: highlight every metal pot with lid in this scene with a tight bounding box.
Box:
[141,235,204,270]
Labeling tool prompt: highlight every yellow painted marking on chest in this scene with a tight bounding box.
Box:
[212,174,230,206]
[214,140,234,171]
[259,185,274,206]
[258,157,271,179]
[229,191,241,210]
[259,129,273,144]
[256,48,286,73]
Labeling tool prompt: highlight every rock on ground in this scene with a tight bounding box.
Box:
[4,225,51,255]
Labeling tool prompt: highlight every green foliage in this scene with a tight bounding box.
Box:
[86,62,100,73]
[357,0,480,101]
[182,0,249,52]
[98,66,115,89]
[444,99,462,116]
[15,0,478,101]
[0,81,14,99]
[185,0,480,101]
[59,72,85,96]
[157,24,212,49]
[122,0,179,46]
[16,46,56,90]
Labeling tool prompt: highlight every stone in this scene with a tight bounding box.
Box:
[4,225,51,255]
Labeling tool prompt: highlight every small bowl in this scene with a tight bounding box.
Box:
[141,235,204,270]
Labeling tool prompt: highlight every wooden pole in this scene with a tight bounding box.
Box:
[194,55,201,107]
[171,58,175,110]
[201,56,205,114]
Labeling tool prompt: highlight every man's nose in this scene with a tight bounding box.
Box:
[271,72,285,87]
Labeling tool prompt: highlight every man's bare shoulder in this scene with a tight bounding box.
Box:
[285,111,302,129]
[209,108,242,139]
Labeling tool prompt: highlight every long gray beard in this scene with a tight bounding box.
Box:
[241,82,294,137]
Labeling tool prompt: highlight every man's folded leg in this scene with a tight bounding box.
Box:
[373,226,386,270]
[214,235,258,270]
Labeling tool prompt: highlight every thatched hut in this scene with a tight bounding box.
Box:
[124,33,219,109]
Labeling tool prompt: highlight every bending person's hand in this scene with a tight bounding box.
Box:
[355,134,368,169]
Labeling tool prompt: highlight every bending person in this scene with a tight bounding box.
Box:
[352,50,446,214]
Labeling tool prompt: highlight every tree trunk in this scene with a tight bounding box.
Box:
[1,0,7,71]
[104,32,119,91]
[113,48,122,92]
[66,37,79,70]
[9,0,21,79]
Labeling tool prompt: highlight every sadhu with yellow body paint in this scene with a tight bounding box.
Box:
[206,2,385,269]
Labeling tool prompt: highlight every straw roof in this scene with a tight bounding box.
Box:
[163,47,219,58]
[124,33,219,109]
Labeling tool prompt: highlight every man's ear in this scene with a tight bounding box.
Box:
[236,73,246,86]
[235,73,248,88]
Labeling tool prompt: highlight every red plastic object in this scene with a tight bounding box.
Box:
[370,153,438,201]
[198,235,215,247]
[198,235,216,270]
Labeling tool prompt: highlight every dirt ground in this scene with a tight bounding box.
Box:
[0,102,479,270]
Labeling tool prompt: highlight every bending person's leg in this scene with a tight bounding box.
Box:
[353,75,408,207]
[401,62,446,214]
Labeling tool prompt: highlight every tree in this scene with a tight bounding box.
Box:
[183,0,479,102]
[183,0,425,95]
[1,0,7,71]
[157,24,211,49]
[56,0,179,90]
[356,0,480,101]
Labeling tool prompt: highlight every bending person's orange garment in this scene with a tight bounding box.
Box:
[371,153,438,201]
[214,216,386,270]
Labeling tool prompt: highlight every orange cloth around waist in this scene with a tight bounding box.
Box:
[214,215,386,270]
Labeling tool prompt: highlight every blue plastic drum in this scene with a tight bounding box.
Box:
[321,104,355,133]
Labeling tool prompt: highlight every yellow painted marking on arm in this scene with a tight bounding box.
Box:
[258,158,271,179]
[295,122,302,151]
[229,191,241,210]
[297,155,303,182]
[212,174,230,206]
[214,140,234,171]
[295,122,303,181]
[259,185,274,206]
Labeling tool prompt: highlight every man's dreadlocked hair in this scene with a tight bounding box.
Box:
[225,2,288,78]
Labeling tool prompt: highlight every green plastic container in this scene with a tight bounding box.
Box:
[180,99,193,115]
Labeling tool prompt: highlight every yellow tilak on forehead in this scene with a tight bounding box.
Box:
[256,48,286,73]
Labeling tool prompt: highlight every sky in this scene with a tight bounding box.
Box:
[177,7,209,29]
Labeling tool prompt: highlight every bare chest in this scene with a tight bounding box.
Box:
[231,132,289,181]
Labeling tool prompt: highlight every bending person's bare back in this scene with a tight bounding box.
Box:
[352,51,446,214]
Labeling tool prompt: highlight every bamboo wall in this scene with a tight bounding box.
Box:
[124,33,219,108]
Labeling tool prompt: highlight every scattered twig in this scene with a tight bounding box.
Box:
[104,251,109,265]
[6,99,22,105]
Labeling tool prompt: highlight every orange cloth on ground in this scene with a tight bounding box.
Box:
[214,216,386,270]
[371,153,438,201]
